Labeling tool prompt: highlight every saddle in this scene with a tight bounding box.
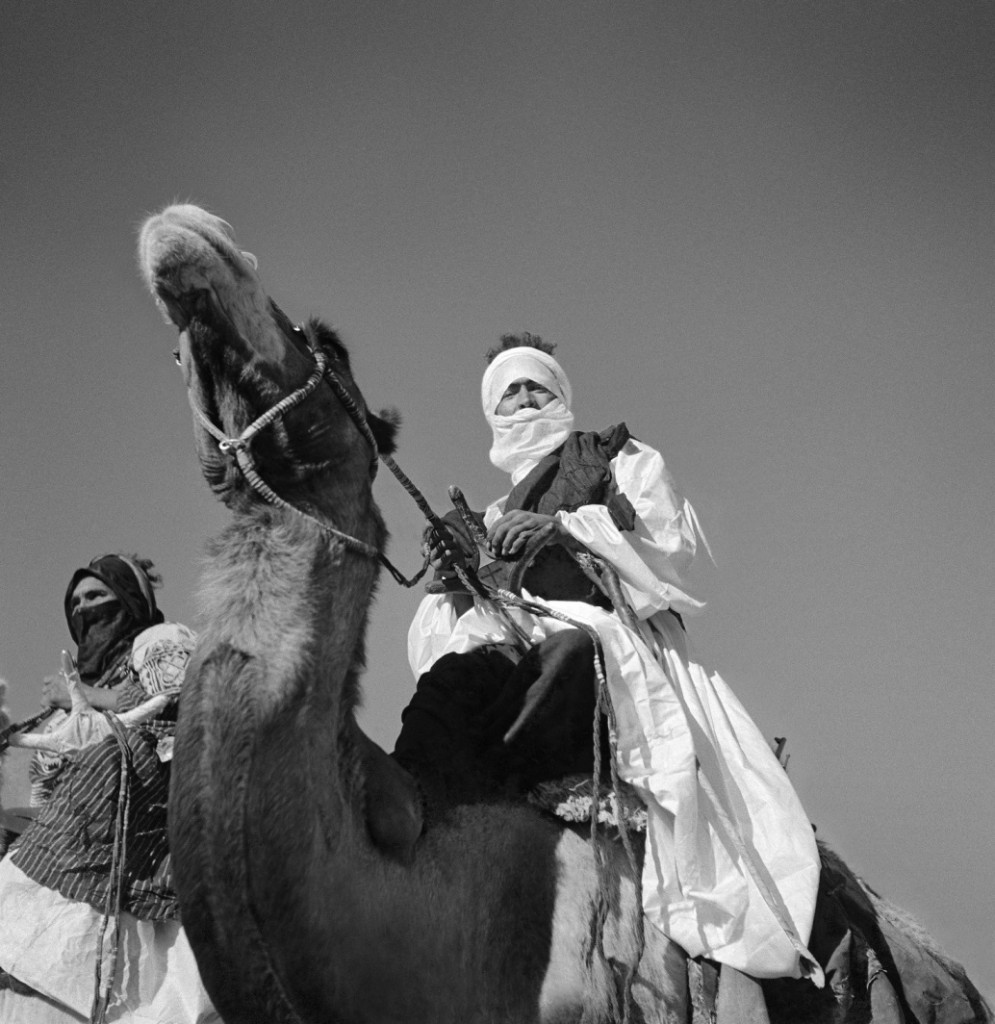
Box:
[527,774,647,832]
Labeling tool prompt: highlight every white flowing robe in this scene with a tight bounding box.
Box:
[408,438,823,981]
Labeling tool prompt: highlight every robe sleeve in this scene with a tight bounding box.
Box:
[554,439,707,618]
[407,595,462,678]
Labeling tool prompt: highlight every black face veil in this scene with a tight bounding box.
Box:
[63,555,164,680]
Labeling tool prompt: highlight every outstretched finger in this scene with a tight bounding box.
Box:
[61,651,89,715]
[116,693,171,729]
[9,731,68,753]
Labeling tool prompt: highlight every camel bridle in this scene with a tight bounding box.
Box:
[183,324,434,586]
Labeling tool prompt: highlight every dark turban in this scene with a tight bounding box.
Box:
[63,555,165,680]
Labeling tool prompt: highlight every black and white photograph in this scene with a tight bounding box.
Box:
[1,3,992,1021]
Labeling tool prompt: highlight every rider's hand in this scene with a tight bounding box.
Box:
[40,673,71,710]
[421,524,468,573]
[486,511,564,559]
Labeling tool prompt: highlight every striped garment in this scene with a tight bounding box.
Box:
[12,623,195,921]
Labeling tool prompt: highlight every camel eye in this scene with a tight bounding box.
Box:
[173,349,181,365]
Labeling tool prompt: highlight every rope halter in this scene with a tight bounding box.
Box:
[187,340,381,560]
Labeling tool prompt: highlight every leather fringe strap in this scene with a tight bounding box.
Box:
[90,713,133,1024]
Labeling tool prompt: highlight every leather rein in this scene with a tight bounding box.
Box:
[184,326,425,586]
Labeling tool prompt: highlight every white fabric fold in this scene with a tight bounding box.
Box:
[406,437,822,980]
[0,859,218,1021]
[487,401,576,482]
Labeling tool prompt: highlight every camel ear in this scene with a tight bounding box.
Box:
[368,408,400,456]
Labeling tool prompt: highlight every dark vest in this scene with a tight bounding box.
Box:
[476,424,636,603]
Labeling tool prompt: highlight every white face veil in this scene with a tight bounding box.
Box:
[481,348,575,484]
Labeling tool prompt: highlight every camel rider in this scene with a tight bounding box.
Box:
[395,335,824,984]
[0,554,216,1023]
[26,554,190,803]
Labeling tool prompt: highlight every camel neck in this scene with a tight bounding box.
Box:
[198,508,380,725]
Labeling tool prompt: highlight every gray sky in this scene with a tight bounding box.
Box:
[2,0,992,998]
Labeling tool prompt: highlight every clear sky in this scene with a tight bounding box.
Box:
[1,0,992,999]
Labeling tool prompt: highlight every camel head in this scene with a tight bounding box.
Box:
[138,204,398,513]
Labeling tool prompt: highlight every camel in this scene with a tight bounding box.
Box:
[139,203,992,1024]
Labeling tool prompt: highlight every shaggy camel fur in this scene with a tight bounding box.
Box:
[140,203,992,1024]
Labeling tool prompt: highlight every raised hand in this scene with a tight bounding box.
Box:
[10,651,169,756]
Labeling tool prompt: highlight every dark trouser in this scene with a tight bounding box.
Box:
[392,628,609,809]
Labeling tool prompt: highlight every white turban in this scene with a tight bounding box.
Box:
[481,348,575,483]
[480,347,573,416]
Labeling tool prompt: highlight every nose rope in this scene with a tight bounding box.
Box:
[184,334,431,585]
[187,348,381,560]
